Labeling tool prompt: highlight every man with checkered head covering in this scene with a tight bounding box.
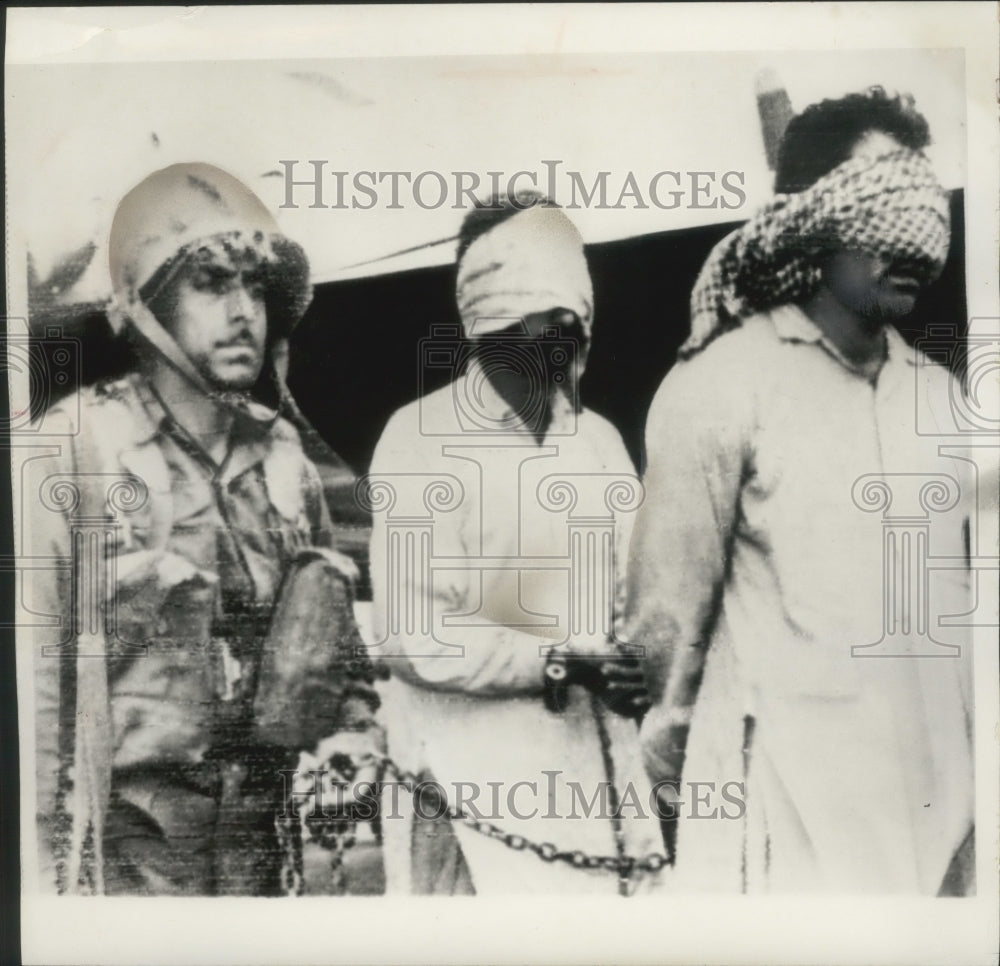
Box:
[368,193,666,896]
[29,164,381,895]
[627,89,975,893]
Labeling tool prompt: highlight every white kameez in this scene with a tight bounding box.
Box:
[630,306,974,894]
[370,362,666,895]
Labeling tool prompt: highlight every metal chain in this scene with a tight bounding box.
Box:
[274,806,305,897]
[359,753,672,888]
[279,745,672,896]
[590,695,633,896]
[278,752,360,896]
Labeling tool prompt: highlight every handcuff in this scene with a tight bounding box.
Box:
[543,645,652,719]
[542,649,578,714]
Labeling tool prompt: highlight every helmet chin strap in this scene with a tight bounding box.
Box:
[125,297,214,394]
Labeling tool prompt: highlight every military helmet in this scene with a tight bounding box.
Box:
[109,163,311,339]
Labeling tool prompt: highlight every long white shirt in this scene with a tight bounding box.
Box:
[628,305,974,894]
[369,361,666,894]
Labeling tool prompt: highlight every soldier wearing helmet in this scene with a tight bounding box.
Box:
[30,164,380,896]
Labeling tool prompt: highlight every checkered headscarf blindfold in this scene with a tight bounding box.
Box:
[682,149,951,358]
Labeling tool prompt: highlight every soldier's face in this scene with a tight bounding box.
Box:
[155,253,268,390]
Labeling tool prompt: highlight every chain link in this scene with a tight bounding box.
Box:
[274,807,306,897]
[283,748,672,895]
[357,752,672,888]
[279,753,362,896]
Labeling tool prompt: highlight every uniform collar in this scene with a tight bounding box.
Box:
[119,373,165,445]
[126,370,276,479]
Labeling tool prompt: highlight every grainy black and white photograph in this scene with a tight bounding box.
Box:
[4,4,998,965]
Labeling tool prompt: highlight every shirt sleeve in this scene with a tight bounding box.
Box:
[301,450,335,550]
[368,409,551,696]
[623,340,754,775]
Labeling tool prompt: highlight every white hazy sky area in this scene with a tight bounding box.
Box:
[8,47,965,295]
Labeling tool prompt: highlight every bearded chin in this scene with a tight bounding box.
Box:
[858,298,889,328]
[211,388,255,406]
[200,362,261,396]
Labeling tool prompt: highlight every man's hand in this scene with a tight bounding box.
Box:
[591,652,653,719]
[639,710,690,868]
[640,705,690,775]
[304,547,360,586]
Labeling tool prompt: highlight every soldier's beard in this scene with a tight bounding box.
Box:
[191,343,266,395]
[209,387,254,406]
